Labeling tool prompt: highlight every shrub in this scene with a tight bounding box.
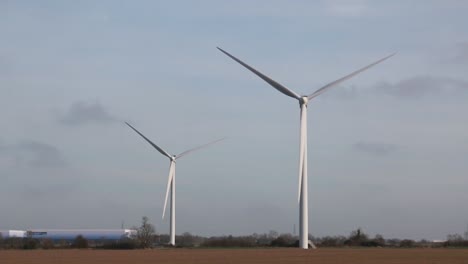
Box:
[73,235,89,249]
[22,238,39,250]
[41,239,55,250]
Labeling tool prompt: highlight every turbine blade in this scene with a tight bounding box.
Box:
[176,137,226,159]
[308,53,396,100]
[217,47,301,100]
[125,122,172,159]
[162,161,175,219]
[298,106,306,202]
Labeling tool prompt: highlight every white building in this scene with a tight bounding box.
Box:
[26,229,136,241]
[0,230,27,238]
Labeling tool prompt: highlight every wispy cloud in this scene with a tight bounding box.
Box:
[58,101,117,126]
[352,141,398,157]
[375,76,468,98]
[0,140,67,168]
[0,139,78,200]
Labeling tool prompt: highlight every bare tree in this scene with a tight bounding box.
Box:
[73,235,89,249]
[373,234,385,246]
[399,239,415,248]
[41,239,55,249]
[345,228,369,246]
[268,230,279,240]
[178,232,195,247]
[447,233,463,242]
[136,216,156,248]
[270,233,295,247]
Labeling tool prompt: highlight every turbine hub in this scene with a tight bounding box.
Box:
[171,156,176,162]
[300,96,309,106]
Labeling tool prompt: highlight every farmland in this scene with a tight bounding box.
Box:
[1,248,468,264]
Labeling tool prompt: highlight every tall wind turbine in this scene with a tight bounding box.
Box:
[217,47,394,249]
[125,122,224,246]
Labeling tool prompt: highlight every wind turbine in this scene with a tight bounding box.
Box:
[125,122,224,246]
[217,47,394,249]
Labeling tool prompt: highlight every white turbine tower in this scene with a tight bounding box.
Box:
[217,47,394,249]
[125,122,224,246]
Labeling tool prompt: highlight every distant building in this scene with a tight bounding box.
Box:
[1,229,136,241]
[0,230,26,238]
[26,229,136,241]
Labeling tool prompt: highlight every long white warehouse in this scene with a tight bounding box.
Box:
[1,229,136,240]
[27,229,136,240]
[0,230,27,238]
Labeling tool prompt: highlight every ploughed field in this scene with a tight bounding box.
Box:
[1,248,468,264]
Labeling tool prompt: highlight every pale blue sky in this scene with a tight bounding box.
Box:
[1,0,468,240]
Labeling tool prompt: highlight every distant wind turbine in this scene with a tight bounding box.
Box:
[217,47,394,249]
[125,122,224,246]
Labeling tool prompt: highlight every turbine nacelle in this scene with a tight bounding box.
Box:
[299,96,309,106]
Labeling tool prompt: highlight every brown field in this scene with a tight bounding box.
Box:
[1,248,468,264]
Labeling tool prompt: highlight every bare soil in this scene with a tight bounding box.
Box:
[1,248,467,264]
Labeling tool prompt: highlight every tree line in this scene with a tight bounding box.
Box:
[1,217,467,249]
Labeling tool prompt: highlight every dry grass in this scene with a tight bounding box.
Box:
[1,248,468,264]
